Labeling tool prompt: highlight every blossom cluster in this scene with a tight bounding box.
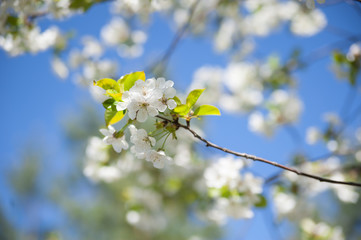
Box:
[204,156,264,224]
[94,76,179,169]
[300,218,345,240]
[189,60,303,137]
[117,78,177,122]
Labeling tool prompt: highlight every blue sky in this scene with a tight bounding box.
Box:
[0,1,361,239]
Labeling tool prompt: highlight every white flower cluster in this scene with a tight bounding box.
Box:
[0,26,65,56]
[98,123,172,169]
[190,62,264,113]
[190,62,302,137]
[100,125,129,153]
[249,90,303,136]
[129,125,172,169]
[347,42,361,62]
[83,136,141,183]
[204,156,263,224]
[64,37,118,88]
[283,157,359,204]
[83,136,121,183]
[301,218,345,240]
[113,0,173,18]
[117,78,177,122]
[101,18,147,58]
[0,0,73,55]
[221,62,264,113]
[212,0,327,52]
[306,113,359,155]
[124,187,166,232]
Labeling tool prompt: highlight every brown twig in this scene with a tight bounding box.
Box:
[156,115,361,187]
[146,0,200,74]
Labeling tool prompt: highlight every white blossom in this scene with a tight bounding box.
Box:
[190,66,223,105]
[301,219,345,240]
[273,192,296,215]
[68,49,85,69]
[347,42,361,61]
[129,125,156,157]
[248,111,274,136]
[84,164,121,183]
[89,85,109,103]
[204,156,244,189]
[82,37,103,58]
[152,78,177,112]
[51,57,69,80]
[85,137,109,163]
[204,156,263,222]
[268,90,303,124]
[101,18,130,46]
[117,79,160,122]
[290,9,327,36]
[145,150,172,169]
[100,125,129,153]
[117,78,171,122]
[214,18,236,52]
[306,127,321,145]
[330,173,359,203]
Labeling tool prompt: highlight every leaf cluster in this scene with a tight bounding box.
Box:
[94,72,221,126]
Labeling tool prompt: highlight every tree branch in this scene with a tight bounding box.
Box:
[146,0,200,74]
[156,115,361,187]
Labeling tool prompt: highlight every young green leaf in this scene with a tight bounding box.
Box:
[254,195,267,208]
[106,89,122,101]
[105,108,125,126]
[186,89,205,108]
[333,51,347,64]
[194,105,221,116]
[102,99,115,109]
[118,71,146,92]
[173,104,190,116]
[173,96,182,105]
[94,78,120,92]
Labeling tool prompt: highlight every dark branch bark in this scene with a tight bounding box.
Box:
[156,115,361,187]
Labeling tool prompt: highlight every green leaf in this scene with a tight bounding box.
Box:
[95,78,120,92]
[194,105,221,116]
[5,15,20,27]
[118,71,146,92]
[105,108,125,126]
[186,89,205,108]
[173,104,190,116]
[106,89,122,101]
[349,63,359,85]
[69,0,94,11]
[333,51,347,64]
[102,99,115,109]
[255,195,267,208]
[173,96,182,105]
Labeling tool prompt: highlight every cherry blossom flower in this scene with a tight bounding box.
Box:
[100,125,129,153]
[145,150,172,169]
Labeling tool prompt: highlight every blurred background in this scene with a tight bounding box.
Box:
[1,0,361,239]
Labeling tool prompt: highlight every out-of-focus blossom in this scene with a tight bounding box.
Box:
[306,127,322,145]
[301,218,345,240]
[51,57,69,80]
[82,37,103,58]
[290,9,327,36]
[346,42,361,61]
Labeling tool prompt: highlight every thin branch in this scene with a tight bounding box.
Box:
[146,0,200,74]
[156,115,361,187]
[298,34,361,66]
